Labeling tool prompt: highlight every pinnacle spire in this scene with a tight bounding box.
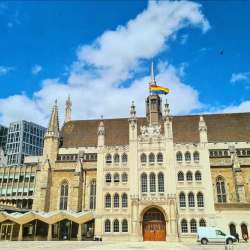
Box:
[47,99,60,133]
[199,111,207,131]
[98,115,105,136]
[64,95,72,123]
[151,61,156,85]
[130,101,136,119]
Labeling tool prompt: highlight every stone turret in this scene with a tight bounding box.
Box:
[33,100,60,212]
[129,101,137,140]
[145,62,162,124]
[163,99,173,140]
[64,95,72,123]
[199,112,208,143]
[97,116,105,148]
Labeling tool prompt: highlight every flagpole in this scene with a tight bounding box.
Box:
[149,92,152,125]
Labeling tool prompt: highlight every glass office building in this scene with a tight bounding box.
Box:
[0,125,8,152]
[5,121,46,165]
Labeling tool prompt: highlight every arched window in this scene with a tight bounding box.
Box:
[150,173,156,192]
[247,151,250,156]
[158,173,164,193]
[105,194,111,208]
[188,193,195,208]
[224,151,228,156]
[193,152,199,161]
[242,151,246,156]
[219,151,223,156]
[149,154,155,163]
[60,181,68,210]
[199,219,206,227]
[122,173,128,183]
[237,151,241,156]
[214,151,218,157]
[89,180,96,209]
[185,152,191,161]
[114,193,119,208]
[190,219,197,233]
[122,219,128,233]
[178,172,184,181]
[210,151,213,157]
[195,171,202,181]
[186,171,193,182]
[114,154,120,163]
[157,153,163,163]
[181,219,188,233]
[216,177,227,203]
[114,173,119,183]
[122,154,128,163]
[122,193,128,208]
[197,192,204,208]
[176,152,182,162]
[141,173,147,193]
[106,154,112,163]
[113,219,119,233]
[106,173,111,183]
[179,192,186,208]
[105,219,111,233]
[141,154,147,163]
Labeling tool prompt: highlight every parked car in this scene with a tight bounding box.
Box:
[197,227,237,245]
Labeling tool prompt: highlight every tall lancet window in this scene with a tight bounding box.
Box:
[90,180,96,209]
[216,176,227,203]
[60,180,68,210]
[151,100,156,110]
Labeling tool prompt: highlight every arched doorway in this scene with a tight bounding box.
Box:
[143,207,166,241]
[229,223,236,236]
[241,223,248,238]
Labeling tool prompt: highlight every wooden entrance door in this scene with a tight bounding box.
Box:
[143,208,166,241]
[0,224,13,241]
[143,222,166,241]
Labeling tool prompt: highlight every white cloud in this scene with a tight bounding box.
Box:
[212,101,250,114]
[0,66,16,75]
[0,95,48,126]
[7,22,13,28]
[230,72,250,83]
[0,1,210,126]
[180,34,188,45]
[31,65,43,75]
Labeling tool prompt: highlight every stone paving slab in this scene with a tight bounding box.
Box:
[184,242,250,250]
[0,241,249,250]
[0,241,190,250]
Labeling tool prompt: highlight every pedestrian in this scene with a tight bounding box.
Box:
[243,233,248,242]
[235,233,239,243]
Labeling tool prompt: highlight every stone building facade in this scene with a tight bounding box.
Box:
[0,65,250,242]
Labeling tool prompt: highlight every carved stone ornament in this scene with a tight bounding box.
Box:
[140,124,162,138]
[105,145,129,151]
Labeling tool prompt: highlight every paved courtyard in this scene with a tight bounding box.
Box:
[0,241,249,250]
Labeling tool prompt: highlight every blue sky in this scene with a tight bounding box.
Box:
[0,1,250,127]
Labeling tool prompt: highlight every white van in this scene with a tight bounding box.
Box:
[197,227,236,245]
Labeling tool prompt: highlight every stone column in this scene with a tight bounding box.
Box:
[18,224,23,241]
[131,198,138,235]
[77,224,82,241]
[47,224,52,241]
[170,200,177,234]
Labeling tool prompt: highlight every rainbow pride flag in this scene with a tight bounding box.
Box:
[150,85,169,95]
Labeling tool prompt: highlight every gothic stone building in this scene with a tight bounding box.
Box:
[1,66,250,242]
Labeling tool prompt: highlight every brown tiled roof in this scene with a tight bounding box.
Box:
[60,113,250,147]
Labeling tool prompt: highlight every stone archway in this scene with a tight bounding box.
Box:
[141,207,166,241]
